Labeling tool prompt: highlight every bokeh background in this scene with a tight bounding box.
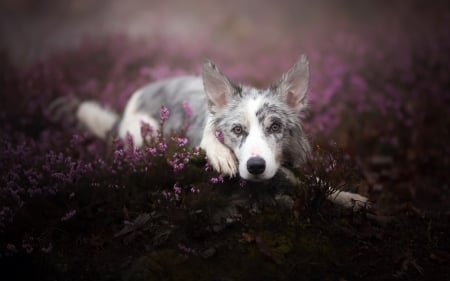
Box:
[1,0,445,65]
[0,1,449,280]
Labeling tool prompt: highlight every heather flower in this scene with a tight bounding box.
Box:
[173,162,185,172]
[176,137,188,147]
[140,121,153,138]
[173,183,182,194]
[125,132,134,148]
[169,155,186,172]
[182,101,193,117]
[204,161,212,172]
[210,175,224,184]
[190,186,200,193]
[162,190,171,200]
[148,147,157,156]
[215,130,224,143]
[160,106,170,122]
[158,142,168,153]
[192,147,201,157]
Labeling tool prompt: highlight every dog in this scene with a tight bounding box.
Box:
[73,55,369,209]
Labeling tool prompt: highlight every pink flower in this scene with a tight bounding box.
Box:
[158,142,167,152]
[210,175,224,184]
[173,184,182,194]
[160,106,170,122]
[182,101,193,118]
[140,121,153,138]
[148,147,157,156]
[176,137,188,147]
[215,130,224,143]
[190,186,200,193]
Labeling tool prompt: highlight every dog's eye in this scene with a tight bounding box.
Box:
[269,122,282,133]
[232,125,243,135]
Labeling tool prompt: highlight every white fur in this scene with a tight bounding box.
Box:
[328,190,370,211]
[237,95,278,180]
[118,90,159,147]
[281,168,370,210]
[76,101,119,139]
[200,114,238,177]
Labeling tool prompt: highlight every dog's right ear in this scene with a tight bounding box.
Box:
[276,55,310,112]
[202,60,236,110]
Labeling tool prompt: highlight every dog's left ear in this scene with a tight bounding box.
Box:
[202,60,236,111]
[276,55,310,111]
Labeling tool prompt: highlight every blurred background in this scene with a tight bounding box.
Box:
[1,0,446,66]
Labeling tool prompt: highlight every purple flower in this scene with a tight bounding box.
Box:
[182,101,193,118]
[215,130,224,143]
[148,147,157,156]
[125,133,134,148]
[140,121,153,138]
[190,186,200,193]
[176,137,188,147]
[210,175,224,184]
[162,190,172,200]
[173,183,182,194]
[160,106,170,122]
[169,158,185,172]
[174,163,185,171]
[158,142,167,153]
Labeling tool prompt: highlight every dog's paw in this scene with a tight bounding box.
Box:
[204,143,238,177]
[329,191,371,211]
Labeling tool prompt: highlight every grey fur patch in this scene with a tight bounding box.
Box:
[212,85,310,168]
[133,76,208,146]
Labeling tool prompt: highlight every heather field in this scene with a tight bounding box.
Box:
[0,1,449,280]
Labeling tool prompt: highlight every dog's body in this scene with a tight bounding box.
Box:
[74,56,369,209]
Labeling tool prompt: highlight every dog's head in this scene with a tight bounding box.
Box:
[203,56,311,181]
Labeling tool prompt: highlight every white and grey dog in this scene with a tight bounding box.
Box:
[74,55,369,209]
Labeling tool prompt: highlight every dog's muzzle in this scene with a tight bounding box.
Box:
[246,157,266,175]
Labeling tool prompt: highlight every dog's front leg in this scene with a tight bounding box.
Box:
[327,190,370,211]
[279,167,370,211]
[200,116,238,177]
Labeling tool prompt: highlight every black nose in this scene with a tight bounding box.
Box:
[247,157,266,175]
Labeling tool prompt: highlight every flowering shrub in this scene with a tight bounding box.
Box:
[0,3,448,279]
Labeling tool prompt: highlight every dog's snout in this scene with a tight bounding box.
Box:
[247,157,266,175]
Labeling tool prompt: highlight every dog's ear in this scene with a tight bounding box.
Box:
[203,60,236,110]
[277,55,310,111]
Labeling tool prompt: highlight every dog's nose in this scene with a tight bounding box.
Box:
[247,157,266,175]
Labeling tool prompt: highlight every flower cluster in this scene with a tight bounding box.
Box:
[160,106,170,123]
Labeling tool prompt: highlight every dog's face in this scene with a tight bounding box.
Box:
[203,56,311,181]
